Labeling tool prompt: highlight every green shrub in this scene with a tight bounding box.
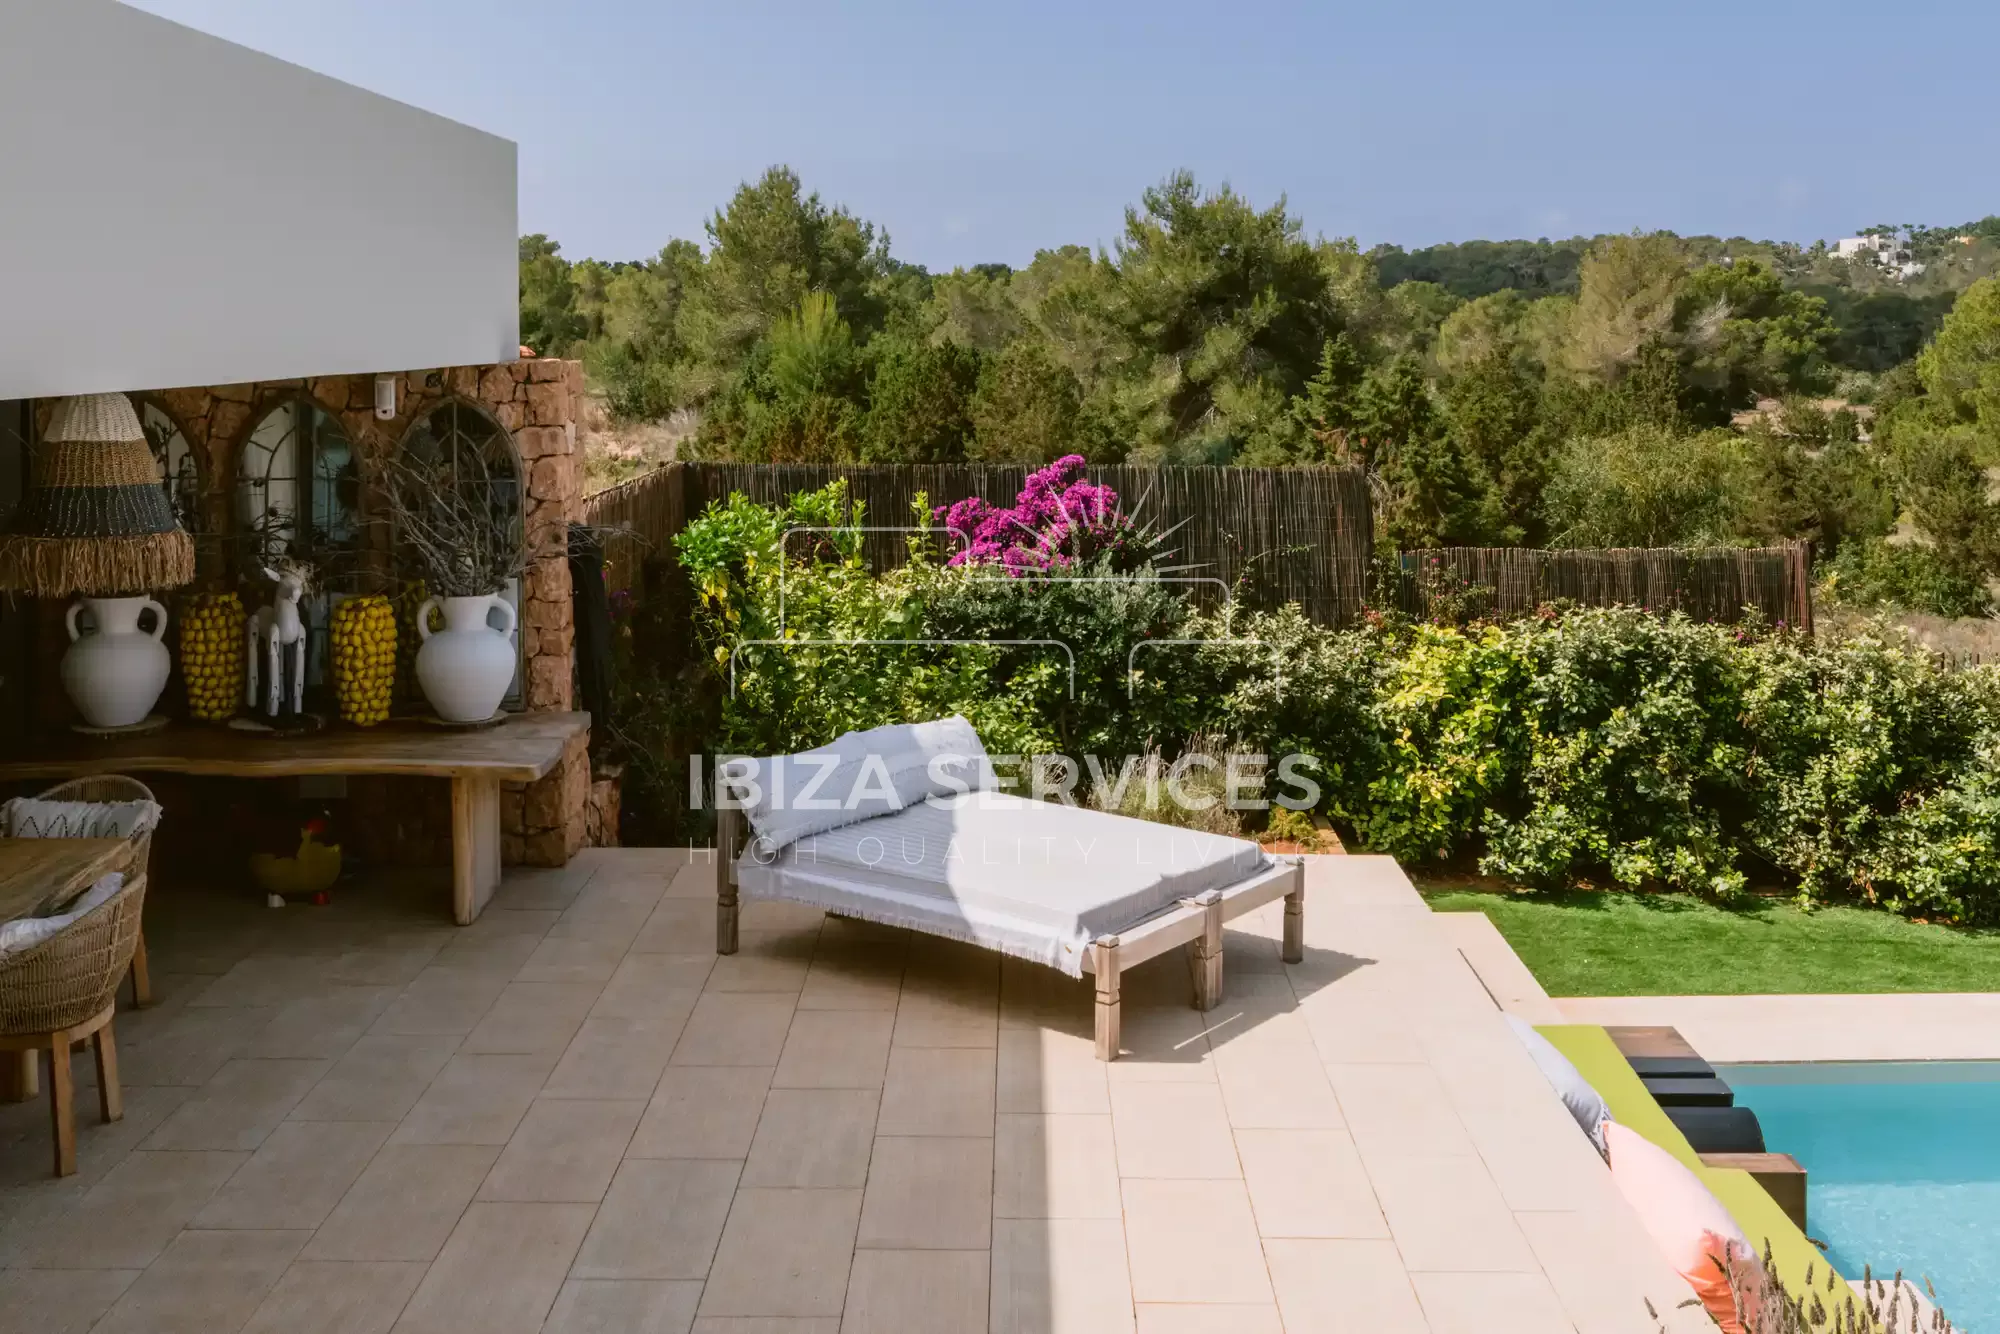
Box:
[1819,537,1993,618]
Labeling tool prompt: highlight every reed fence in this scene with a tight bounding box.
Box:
[1393,542,1814,630]
[584,462,1376,624]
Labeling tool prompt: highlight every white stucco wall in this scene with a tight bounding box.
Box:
[0,0,518,400]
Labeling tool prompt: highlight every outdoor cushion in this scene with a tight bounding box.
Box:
[0,872,124,957]
[0,797,160,841]
[1506,1013,1612,1156]
[736,790,1268,975]
[1605,1121,1753,1333]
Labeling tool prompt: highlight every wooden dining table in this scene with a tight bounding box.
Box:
[0,838,132,926]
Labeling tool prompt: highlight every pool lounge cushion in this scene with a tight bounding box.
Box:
[1537,1025,1834,1304]
[1604,1121,1753,1334]
[1666,1106,1767,1154]
[1505,1014,1612,1156]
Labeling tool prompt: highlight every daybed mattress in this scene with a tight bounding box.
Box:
[735,791,1269,976]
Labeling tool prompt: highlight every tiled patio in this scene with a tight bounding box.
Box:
[0,849,1704,1333]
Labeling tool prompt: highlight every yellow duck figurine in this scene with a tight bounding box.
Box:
[249,815,342,903]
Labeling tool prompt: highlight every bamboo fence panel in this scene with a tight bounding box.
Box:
[1395,542,1813,630]
[583,462,1376,624]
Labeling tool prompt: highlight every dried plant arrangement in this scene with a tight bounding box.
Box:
[381,447,562,597]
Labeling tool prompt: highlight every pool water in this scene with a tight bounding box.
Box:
[1723,1062,2000,1331]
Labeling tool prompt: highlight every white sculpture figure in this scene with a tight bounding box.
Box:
[246,565,307,718]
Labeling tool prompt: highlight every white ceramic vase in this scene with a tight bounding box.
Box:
[414,593,518,722]
[61,595,172,728]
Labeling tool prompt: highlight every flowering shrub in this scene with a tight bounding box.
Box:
[936,455,1150,574]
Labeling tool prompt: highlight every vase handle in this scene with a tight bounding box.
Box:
[140,598,169,642]
[487,593,518,643]
[65,601,85,643]
[415,597,439,643]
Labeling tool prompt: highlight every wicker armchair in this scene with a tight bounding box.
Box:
[0,872,146,1176]
[34,775,156,1006]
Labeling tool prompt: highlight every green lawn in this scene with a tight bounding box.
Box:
[1421,886,2000,996]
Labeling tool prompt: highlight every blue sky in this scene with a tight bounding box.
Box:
[132,0,1999,271]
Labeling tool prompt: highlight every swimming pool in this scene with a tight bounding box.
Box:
[1723,1062,2000,1331]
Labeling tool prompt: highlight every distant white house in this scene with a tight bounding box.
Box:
[1831,233,1925,280]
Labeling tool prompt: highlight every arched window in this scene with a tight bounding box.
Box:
[235,397,361,694]
[398,400,526,707]
[136,399,201,536]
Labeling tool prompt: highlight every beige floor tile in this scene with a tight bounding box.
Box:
[544,1015,686,1100]
[991,1217,1134,1334]
[192,1118,392,1229]
[1296,988,1432,1066]
[1121,1179,1273,1305]
[572,1158,741,1281]
[857,1135,992,1250]
[1515,1208,1699,1334]
[305,1142,501,1262]
[191,954,332,1007]
[239,1260,428,1334]
[140,1057,331,1151]
[92,1227,308,1334]
[116,1002,277,1088]
[1236,1127,1388,1239]
[630,1065,773,1159]
[1210,1028,1345,1130]
[21,1149,246,1270]
[699,1188,861,1318]
[544,903,654,950]
[476,1096,643,1202]
[773,1009,894,1089]
[288,1033,461,1122]
[544,1279,703,1333]
[672,992,799,1067]
[1133,1306,1283,1334]
[390,1052,557,1146]
[592,952,710,1020]
[1364,1152,1539,1273]
[369,970,510,1036]
[0,1265,139,1334]
[631,897,715,953]
[492,866,589,912]
[1264,1238,1428,1332]
[1102,1006,1212,1081]
[796,941,904,1011]
[1326,1062,1477,1156]
[992,1115,1121,1219]
[1413,1270,1578,1333]
[515,934,631,984]
[877,1045,996,1136]
[426,914,558,977]
[737,899,826,932]
[841,1248,988,1334]
[996,1028,1108,1115]
[0,1080,188,1192]
[742,1088,879,1189]
[892,987,997,1049]
[461,981,604,1056]
[242,985,400,1059]
[394,1200,595,1334]
[690,1321,838,1334]
[705,942,812,995]
[1108,1081,1241,1179]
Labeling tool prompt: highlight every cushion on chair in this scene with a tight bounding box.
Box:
[1604,1121,1754,1334]
[0,872,125,958]
[1506,1014,1613,1156]
[0,798,160,841]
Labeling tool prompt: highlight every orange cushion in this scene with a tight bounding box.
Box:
[1605,1122,1752,1332]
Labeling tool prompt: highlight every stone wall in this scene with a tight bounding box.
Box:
[23,358,599,866]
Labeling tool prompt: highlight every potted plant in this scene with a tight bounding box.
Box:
[384,450,556,723]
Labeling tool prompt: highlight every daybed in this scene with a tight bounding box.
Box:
[715,718,1305,1060]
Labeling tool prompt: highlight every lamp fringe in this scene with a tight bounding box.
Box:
[0,530,195,598]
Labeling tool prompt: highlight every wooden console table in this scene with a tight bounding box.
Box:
[0,713,589,924]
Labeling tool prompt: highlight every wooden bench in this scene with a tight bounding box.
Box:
[0,712,589,924]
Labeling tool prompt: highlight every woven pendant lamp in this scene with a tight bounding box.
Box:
[0,393,194,596]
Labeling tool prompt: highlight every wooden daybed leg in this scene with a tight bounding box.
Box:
[1185,890,1224,1012]
[1093,937,1122,1062]
[1282,859,1306,965]
[716,802,740,955]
